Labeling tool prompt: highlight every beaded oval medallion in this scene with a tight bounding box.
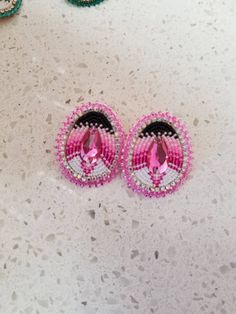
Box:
[56,103,125,187]
[67,0,105,7]
[0,0,22,18]
[123,112,192,197]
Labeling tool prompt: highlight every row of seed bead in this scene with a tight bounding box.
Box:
[65,125,86,161]
[66,125,87,176]
[132,135,151,170]
[131,135,153,188]
[0,0,15,12]
[0,0,20,16]
[100,128,115,169]
[164,135,183,172]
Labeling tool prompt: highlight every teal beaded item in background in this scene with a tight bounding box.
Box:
[0,0,22,18]
[67,0,105,7]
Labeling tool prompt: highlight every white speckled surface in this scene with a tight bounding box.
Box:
[0,0,236,313]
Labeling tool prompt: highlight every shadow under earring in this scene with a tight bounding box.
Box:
[0,0,22,18]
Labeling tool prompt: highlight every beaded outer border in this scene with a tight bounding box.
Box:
[55,102,125,187]
[122,112,193,198]
[67,0,105,7]
[0,0,22,18]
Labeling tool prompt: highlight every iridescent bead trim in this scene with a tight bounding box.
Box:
[55,103,125,187]
[122,112,192,197]
[67,0,105,7]
[0,0,22,18]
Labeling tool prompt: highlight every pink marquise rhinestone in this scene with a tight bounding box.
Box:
[80,128,102,164]
[147,137,168,174]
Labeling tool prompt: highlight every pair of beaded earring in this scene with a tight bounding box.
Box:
[55,103,192,198]
[0,0,22,18]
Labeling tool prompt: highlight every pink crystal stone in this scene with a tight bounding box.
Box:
[147,137,168,174]
[80,128,102,164]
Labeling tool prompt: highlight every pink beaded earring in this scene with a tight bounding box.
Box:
[55,102,125,187]
[122,112,192,197]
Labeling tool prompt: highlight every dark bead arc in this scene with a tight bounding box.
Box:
[140,121,178,138]
[75,111,114,132]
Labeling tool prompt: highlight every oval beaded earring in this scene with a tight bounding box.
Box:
[67,0,105,7]
[55,102,125,187]
[122,112,192,197]
[0,0,22,18]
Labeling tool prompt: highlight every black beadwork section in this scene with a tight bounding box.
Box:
[140,121,178,138]
[75,111,113,131]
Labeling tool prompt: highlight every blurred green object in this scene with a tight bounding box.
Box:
[0,0,22,18]
[67,0,105,7]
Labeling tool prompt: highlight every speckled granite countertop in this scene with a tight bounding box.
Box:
[0,0,236,313]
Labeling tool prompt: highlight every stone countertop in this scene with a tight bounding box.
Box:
[0,0,236,313]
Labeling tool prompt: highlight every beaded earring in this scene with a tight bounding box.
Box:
[122,112,192,197]
[55,103,125,187]
[67,0,105,7]
[0,0,22,18]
